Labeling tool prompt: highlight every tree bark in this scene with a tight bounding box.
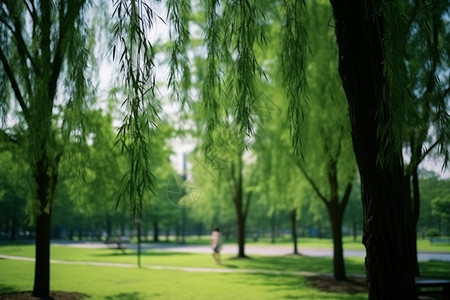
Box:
[33,212,51,297]
[410,164,421,276]
[330,1,415,298]
[231,156,251,258]
[271,210,276,244]
[32,152,59,298]
[153,220,160,242]
[290,209,299,255]
[234,176,247,258]
[327,202,346,280]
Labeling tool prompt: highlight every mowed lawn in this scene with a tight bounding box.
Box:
[0,240,449,299]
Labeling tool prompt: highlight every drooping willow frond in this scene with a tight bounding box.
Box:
[201,0,224,161]
[200,0,267,165]
[223,0,267,138]
[377,1,410,167]
[111,0,159,219]
[280,0,308,159]
[167,0,192,107]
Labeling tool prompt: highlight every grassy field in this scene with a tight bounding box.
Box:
[0,240,449,299]
[189,236,450,252]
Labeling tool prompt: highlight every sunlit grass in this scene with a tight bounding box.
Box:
[0,258,367,300]
[0,242,365,273]
[243,236,450,252]
[1,242,449,299]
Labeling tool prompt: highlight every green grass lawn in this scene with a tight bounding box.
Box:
[0,259,366,300]
[0,241,449,299]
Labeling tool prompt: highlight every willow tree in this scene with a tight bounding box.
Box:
[402,0,450,276]
[111,0,448,298]
[291,0,357,281]
[0,1,97,297]
[329,1,447,298]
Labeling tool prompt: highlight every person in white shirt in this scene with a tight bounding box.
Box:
[211,227,222,264]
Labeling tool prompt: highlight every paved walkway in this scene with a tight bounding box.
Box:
[53,241,450,262]
[2,242,448,276]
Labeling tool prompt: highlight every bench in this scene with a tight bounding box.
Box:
[429,238,450,245]
[415,277,450,299]
[104,236,129,251]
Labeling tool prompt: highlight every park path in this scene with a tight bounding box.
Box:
[53,241,450,262]
[0,254,324,277]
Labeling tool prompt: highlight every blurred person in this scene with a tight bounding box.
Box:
[211,227,222,264]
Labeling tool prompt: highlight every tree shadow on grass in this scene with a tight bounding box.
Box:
[0,287,89,300]
[0,284,18,295]
[229,255,334,273]
[105,292,142,300]
[235,271,367,299]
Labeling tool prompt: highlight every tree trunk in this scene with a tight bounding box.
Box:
[330,1,415,298]
[33,212,51,297]
[106,215,112,238]
[235,183,247,258]
[32,152,59,298]
[232,157,249,258]
[290,209,299,254]
[271,210,276,244]
[411,165,421,276]
[153,220,159,242]
[327,203,346,280]
[11,213,17,241]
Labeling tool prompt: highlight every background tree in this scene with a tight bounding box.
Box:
[292,0,357,280]
[402,0,450,276]
[0,149,28,240]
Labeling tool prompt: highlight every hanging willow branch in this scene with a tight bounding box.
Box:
[281,0,308,159]
[223,0,267,138]
[201,0,224,160]
[112,0,159,219]
[167,0,191,107]
[200,0,267,164]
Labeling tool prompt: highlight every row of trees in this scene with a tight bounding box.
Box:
[2,143,448,241]
[1,0,449,298]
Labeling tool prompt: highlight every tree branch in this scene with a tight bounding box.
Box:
[12,20,35,96]
[295,160,328,204]
[13,18,39,76]
[243,190,253,220]
[340,182,353,210]
[24,0,38,25]
[0,128,18,146]
[419,139,440,164]
[0,48,30,122]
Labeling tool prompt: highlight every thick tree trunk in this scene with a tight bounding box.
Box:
[33,212,51,297]
[32,152,59,298]
[290,209,299,255]
[328,204,346,280]
[330,1,415,298]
